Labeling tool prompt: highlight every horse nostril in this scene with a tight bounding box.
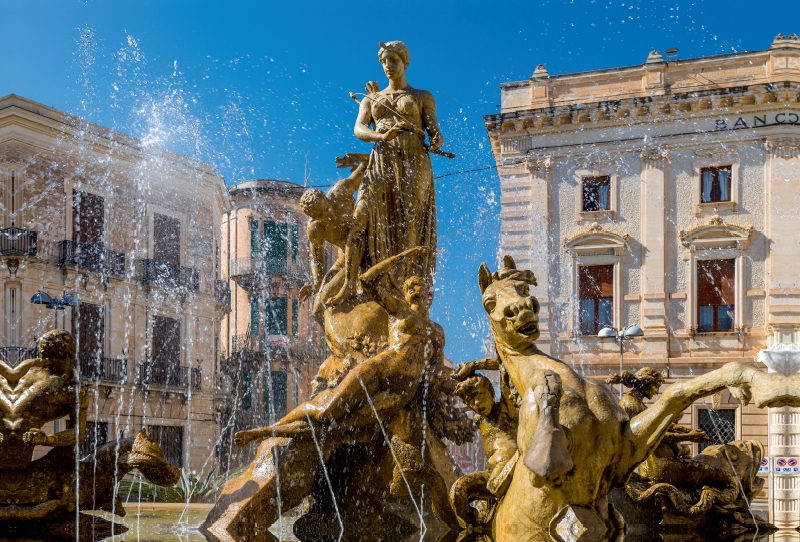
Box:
[504,306,515,318]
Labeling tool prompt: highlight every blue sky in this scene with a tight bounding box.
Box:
[1,0,796,361]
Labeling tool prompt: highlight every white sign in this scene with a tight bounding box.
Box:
[774,456,799,475]
[758,457,769,475]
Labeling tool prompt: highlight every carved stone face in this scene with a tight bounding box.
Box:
[404,276,432,310]
[467,385,495,417]
[379,50,405,80]
[482,279,541,352]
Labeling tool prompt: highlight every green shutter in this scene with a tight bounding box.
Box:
[263,221,288,259]
[265,297,288,335]
[263,371,287,422]
[291,223,299,262]
[292,299,299,336]
[250,298,259,336]
[250,219,259,258]
[242,371,252,411]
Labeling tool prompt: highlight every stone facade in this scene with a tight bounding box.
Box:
[486,35,800,517]
[0,94,230,474]
[219,179,326,469]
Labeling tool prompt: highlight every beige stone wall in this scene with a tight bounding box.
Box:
[0,95,229,474]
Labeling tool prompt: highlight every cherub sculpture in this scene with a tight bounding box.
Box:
[449,371,519,527]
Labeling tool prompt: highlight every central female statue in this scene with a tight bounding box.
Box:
[330,40,442,303]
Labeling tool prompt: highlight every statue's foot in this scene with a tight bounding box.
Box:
[126,430,181,486]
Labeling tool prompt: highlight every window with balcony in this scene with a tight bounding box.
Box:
[262,221,288,274]
[263,371,287,423]
[579,264,613,335]
[154,213,181,266]
[73,302,104,358]
[147,425,183,468]
[697,408,736,452]
[153,315,181,365]
[265,297,288,336]
[700,166,732,204]
[582,176,611,212]
[242,371,252,411]
[291,223,299,263]
[697,259,734,332]
[73,191,104,248]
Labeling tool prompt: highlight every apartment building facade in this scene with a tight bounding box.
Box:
[0,94,230,473]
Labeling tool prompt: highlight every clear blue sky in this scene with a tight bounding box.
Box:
[1,0,795,361]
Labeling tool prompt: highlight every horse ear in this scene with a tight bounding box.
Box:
[502,255,516,270]
[478,263,493,293]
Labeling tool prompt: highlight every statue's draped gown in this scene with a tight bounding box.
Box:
[358,88,437,286]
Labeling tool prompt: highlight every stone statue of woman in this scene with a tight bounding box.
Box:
[329,40,442,304]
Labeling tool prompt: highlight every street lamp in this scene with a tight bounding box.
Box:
[30,291,80,329]
[598,324,644,398]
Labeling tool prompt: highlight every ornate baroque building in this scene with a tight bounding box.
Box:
[0,94,231,473]
[486,35,800,521]
[219,179,326,468]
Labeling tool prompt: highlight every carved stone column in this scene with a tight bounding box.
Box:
[758,343,800,528]
[639,147,669,355]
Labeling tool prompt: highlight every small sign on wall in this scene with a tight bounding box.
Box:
[774,457,800,475]
[758,457,769,475]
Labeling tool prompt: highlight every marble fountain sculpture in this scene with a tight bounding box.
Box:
[192,40,800,542]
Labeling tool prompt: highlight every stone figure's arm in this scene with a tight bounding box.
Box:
[360,246,428,316]
[329,154,369,204]
[307,223,327,292]
[626,362,799,472]
[419,90,443,151]
[452,357,501,381]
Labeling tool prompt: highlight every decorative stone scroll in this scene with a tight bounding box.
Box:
[640,146,669,167]
[525,153,553,173]
[765,137,800,159]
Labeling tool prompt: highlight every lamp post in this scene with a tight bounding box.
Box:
[598,324,644,398]
[30,291,80,329]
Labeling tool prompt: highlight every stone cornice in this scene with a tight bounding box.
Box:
[564,222,629,256]
[679,214,753,252]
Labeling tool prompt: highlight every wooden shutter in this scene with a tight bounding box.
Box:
[250,298,260,336]
[264,371,287,421]
[579,265,613,299]
[153,315,181,365]
[153,214,181,266]
[250,219,260,258]
[291,223,299,262]
[263,221,288,259]
[242,371,252,411]
[73,302,104,358]
[73,191,104,245]
[291,299,299,336]
[266,297,288,335]
[697,260,735,306]
[147,425,183,468]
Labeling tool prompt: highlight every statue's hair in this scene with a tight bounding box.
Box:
[299,188,327,214]
[37,329,76,374]
[453,374,495,404]
[606,367,664,397]
[378,41,410,68]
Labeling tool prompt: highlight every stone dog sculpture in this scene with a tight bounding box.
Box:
[474,256,800,542]
[0,330,180,540]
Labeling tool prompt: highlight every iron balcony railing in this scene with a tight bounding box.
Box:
[229,334,323,362]
[138,259,200,292]
[0,346,37,368]
[137,361,201,390]
[0,227,37,257]
[214,279,231,308]
[230,256,307,279]
[58,240,125,277]
[78,353,127,383]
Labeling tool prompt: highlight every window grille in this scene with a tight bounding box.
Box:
[698,409,736,452]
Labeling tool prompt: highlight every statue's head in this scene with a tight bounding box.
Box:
[299,188,332,219]
[478,255,540,353]
[403,275,432,310]
[37,329,76,375]
[378,41,410,78]
[454,374,495,416]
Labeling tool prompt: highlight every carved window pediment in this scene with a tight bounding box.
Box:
[565,222,629,256]
[679,215,753,252]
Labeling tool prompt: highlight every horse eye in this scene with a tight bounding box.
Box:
[483,298,496,312]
